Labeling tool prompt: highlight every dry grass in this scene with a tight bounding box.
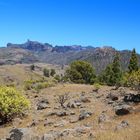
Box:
[0,64,140,139]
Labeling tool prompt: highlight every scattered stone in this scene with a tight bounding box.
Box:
[75,101,82,106]
[69,111,75,115]
[54,120,68,127]
[107,93,118,101]
[73,126,91,136]
[42,131,61,140]
[114,104,133,115]
[60,129,72,137]
[96,94,103,99]
[44,119,54,127]
[30,119,39,127]
[69,117,78,123]
[8,128,34,140]
[34,95,38,98]
[79,110,92,120]
[67,101,77,108]
[80,97,91,103]
[115,120,129,130]
[108,101,114,104]
[98,113,108,123]
[46,111,56,117]
[37,99,50,110]
[56,111,68,117]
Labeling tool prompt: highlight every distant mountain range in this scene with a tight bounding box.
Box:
[0,40,140,73]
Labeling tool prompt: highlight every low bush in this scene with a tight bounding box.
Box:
[123,70,140,91]
[24,79,56,92]
[0,86,30,123]
[93,83,101,92]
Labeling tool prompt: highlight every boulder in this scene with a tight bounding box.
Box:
[69,117,79,123]
[37,99,50,110]
[106,93,118,101]
[80,97,91,103]
[72,126,91,136]
[8,128,38,140]
[124,94,140,103]
[114,104,132,115]
[56,111,68,117]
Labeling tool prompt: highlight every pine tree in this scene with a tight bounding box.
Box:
[111,53,122,86]
[128,48,139,73]
[99,53,122,86]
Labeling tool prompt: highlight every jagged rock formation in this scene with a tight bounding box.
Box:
[0,40,139,73]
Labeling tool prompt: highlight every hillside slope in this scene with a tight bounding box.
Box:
[0,40,140,73]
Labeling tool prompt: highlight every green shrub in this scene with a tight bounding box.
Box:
[0,86,30,123]
[65,60,96,84]
[43,68,50,77]
[24,79,56,92]
[24,80,34,90]
[123,70,140,91]
[93,83,101,92]
[50,69,56,77]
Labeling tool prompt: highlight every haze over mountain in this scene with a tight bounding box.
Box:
[0,40,139,73]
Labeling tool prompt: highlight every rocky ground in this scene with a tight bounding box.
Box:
[0,84,140,140]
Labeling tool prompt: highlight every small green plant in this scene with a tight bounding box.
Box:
[0,86,30,123]
[93,83,101,92]
[43,68,50,77]
[54,74,61,82]
[123,70,140,91]
[50,69,56,77]
[24,80,34,90]
[24,79,56,92]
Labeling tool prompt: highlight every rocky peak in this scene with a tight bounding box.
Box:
[7,40,53,52]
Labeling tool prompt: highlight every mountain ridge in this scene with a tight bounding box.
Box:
[0,40,140,73]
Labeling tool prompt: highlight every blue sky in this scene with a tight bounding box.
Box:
[0,0,140,53]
